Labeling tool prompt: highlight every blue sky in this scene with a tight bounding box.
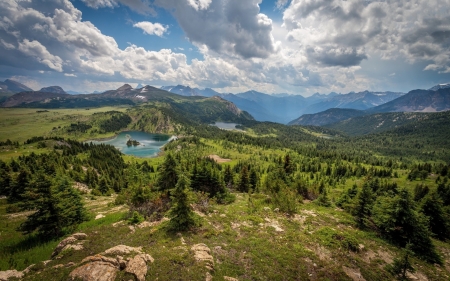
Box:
[0,0,449,96]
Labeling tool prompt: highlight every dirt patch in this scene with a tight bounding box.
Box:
[362,249,377,264]
[376,249,393,264]
[207,154,231,163]
[342,266,366,281]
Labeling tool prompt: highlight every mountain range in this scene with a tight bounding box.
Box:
[289,87,450,127]
[160,85,406,123]
[2,79,450,128]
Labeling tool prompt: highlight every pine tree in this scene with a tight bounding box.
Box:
[157,153,178,192]
[353,182,374,228]
[284,154,294,175]
[224,165,234,188]
[390,244,415,281]
[420,191,449,240]
[19,173,88,237]
[238,166,250,192]
[168,173,196,231]
[372,189,442,263]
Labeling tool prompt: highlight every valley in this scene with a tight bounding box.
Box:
[0,82,450,281]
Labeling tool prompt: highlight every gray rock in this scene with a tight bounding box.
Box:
[103,245,143,256]
[68,261,118,281]
[0,270,23,281]
[124,254,154,281]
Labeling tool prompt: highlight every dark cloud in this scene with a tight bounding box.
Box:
[155,0,277,59]
[306,46,367,67]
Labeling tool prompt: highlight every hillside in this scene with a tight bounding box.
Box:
[325,111,450,136]
[302,91,404,114]
[288,108,365,126]
[369,88,450,113]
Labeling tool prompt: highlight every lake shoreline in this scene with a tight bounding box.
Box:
[85,131,174,158]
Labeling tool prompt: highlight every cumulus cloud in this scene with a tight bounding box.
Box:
[18,39,63,72]
[81,0,155,15]
[133,22,168,37]
[155,0,279,59]
[187,0,212,10]
[282,0,450,72]
[276,0,290,9]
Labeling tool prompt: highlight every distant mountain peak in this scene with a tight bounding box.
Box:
[117,84,132,91]
[0,79,33,93]
[39,86,67,95]
[429,83,450,91]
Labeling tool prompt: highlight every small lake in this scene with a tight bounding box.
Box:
[88,131,173,158]
[212,122,240,130]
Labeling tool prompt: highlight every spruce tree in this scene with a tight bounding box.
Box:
[238,166,250,192]
[353,182,374,228]
[168,173,196,231]
[224,165,234,188]
[157,153,178,192]
[420,191,449,240]
[19,174,87,238]
[390,244,415,281]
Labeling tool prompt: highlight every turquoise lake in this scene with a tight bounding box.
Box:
[88,131,173,158]
[212,122,240,130]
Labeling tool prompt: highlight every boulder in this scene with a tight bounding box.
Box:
[191,244,214,270]
[103,245,143,256]
[224,277,239,281]
[72,233,88,240]
[68,261,118,281]
[0,270,23,281]
[124,254,154,281]
[52,233,87,258]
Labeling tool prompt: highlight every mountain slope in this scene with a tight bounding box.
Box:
[233,90,311,123]
[39,86,67,95]
[288,108,366,126]
[368,88,450,113]
[326,111,450,136]
[160,85,200,96]
[0,79,33,93]
[302,91,404,114]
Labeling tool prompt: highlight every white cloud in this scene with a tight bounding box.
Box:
[276,0,290,9]
[187,0,212,10]
[133,21,168,37]
[18,39,63,72]
[81,0,155,15]
[155,0,279,59]
[0,39,14,50]
[64,73,77,77]
[282,0,450,72]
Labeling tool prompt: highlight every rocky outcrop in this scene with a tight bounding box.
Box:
[0,270,23,281]
[102,245,143,256]
[52,233,87,258]
[125,254,154,281]
[191,243,214,270]
[68,255,119,281]
[69,245,154,281]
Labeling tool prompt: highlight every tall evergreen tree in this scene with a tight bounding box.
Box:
[420,191,449,240]
[238,166,250,192]
[168,173,196,231]
[372,189,441,263]
[224,165,234,188]
[353,182,374,228]
[20,174,87,237]
[157,153,178,192]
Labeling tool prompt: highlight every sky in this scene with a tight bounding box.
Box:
[0,0,450,96]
